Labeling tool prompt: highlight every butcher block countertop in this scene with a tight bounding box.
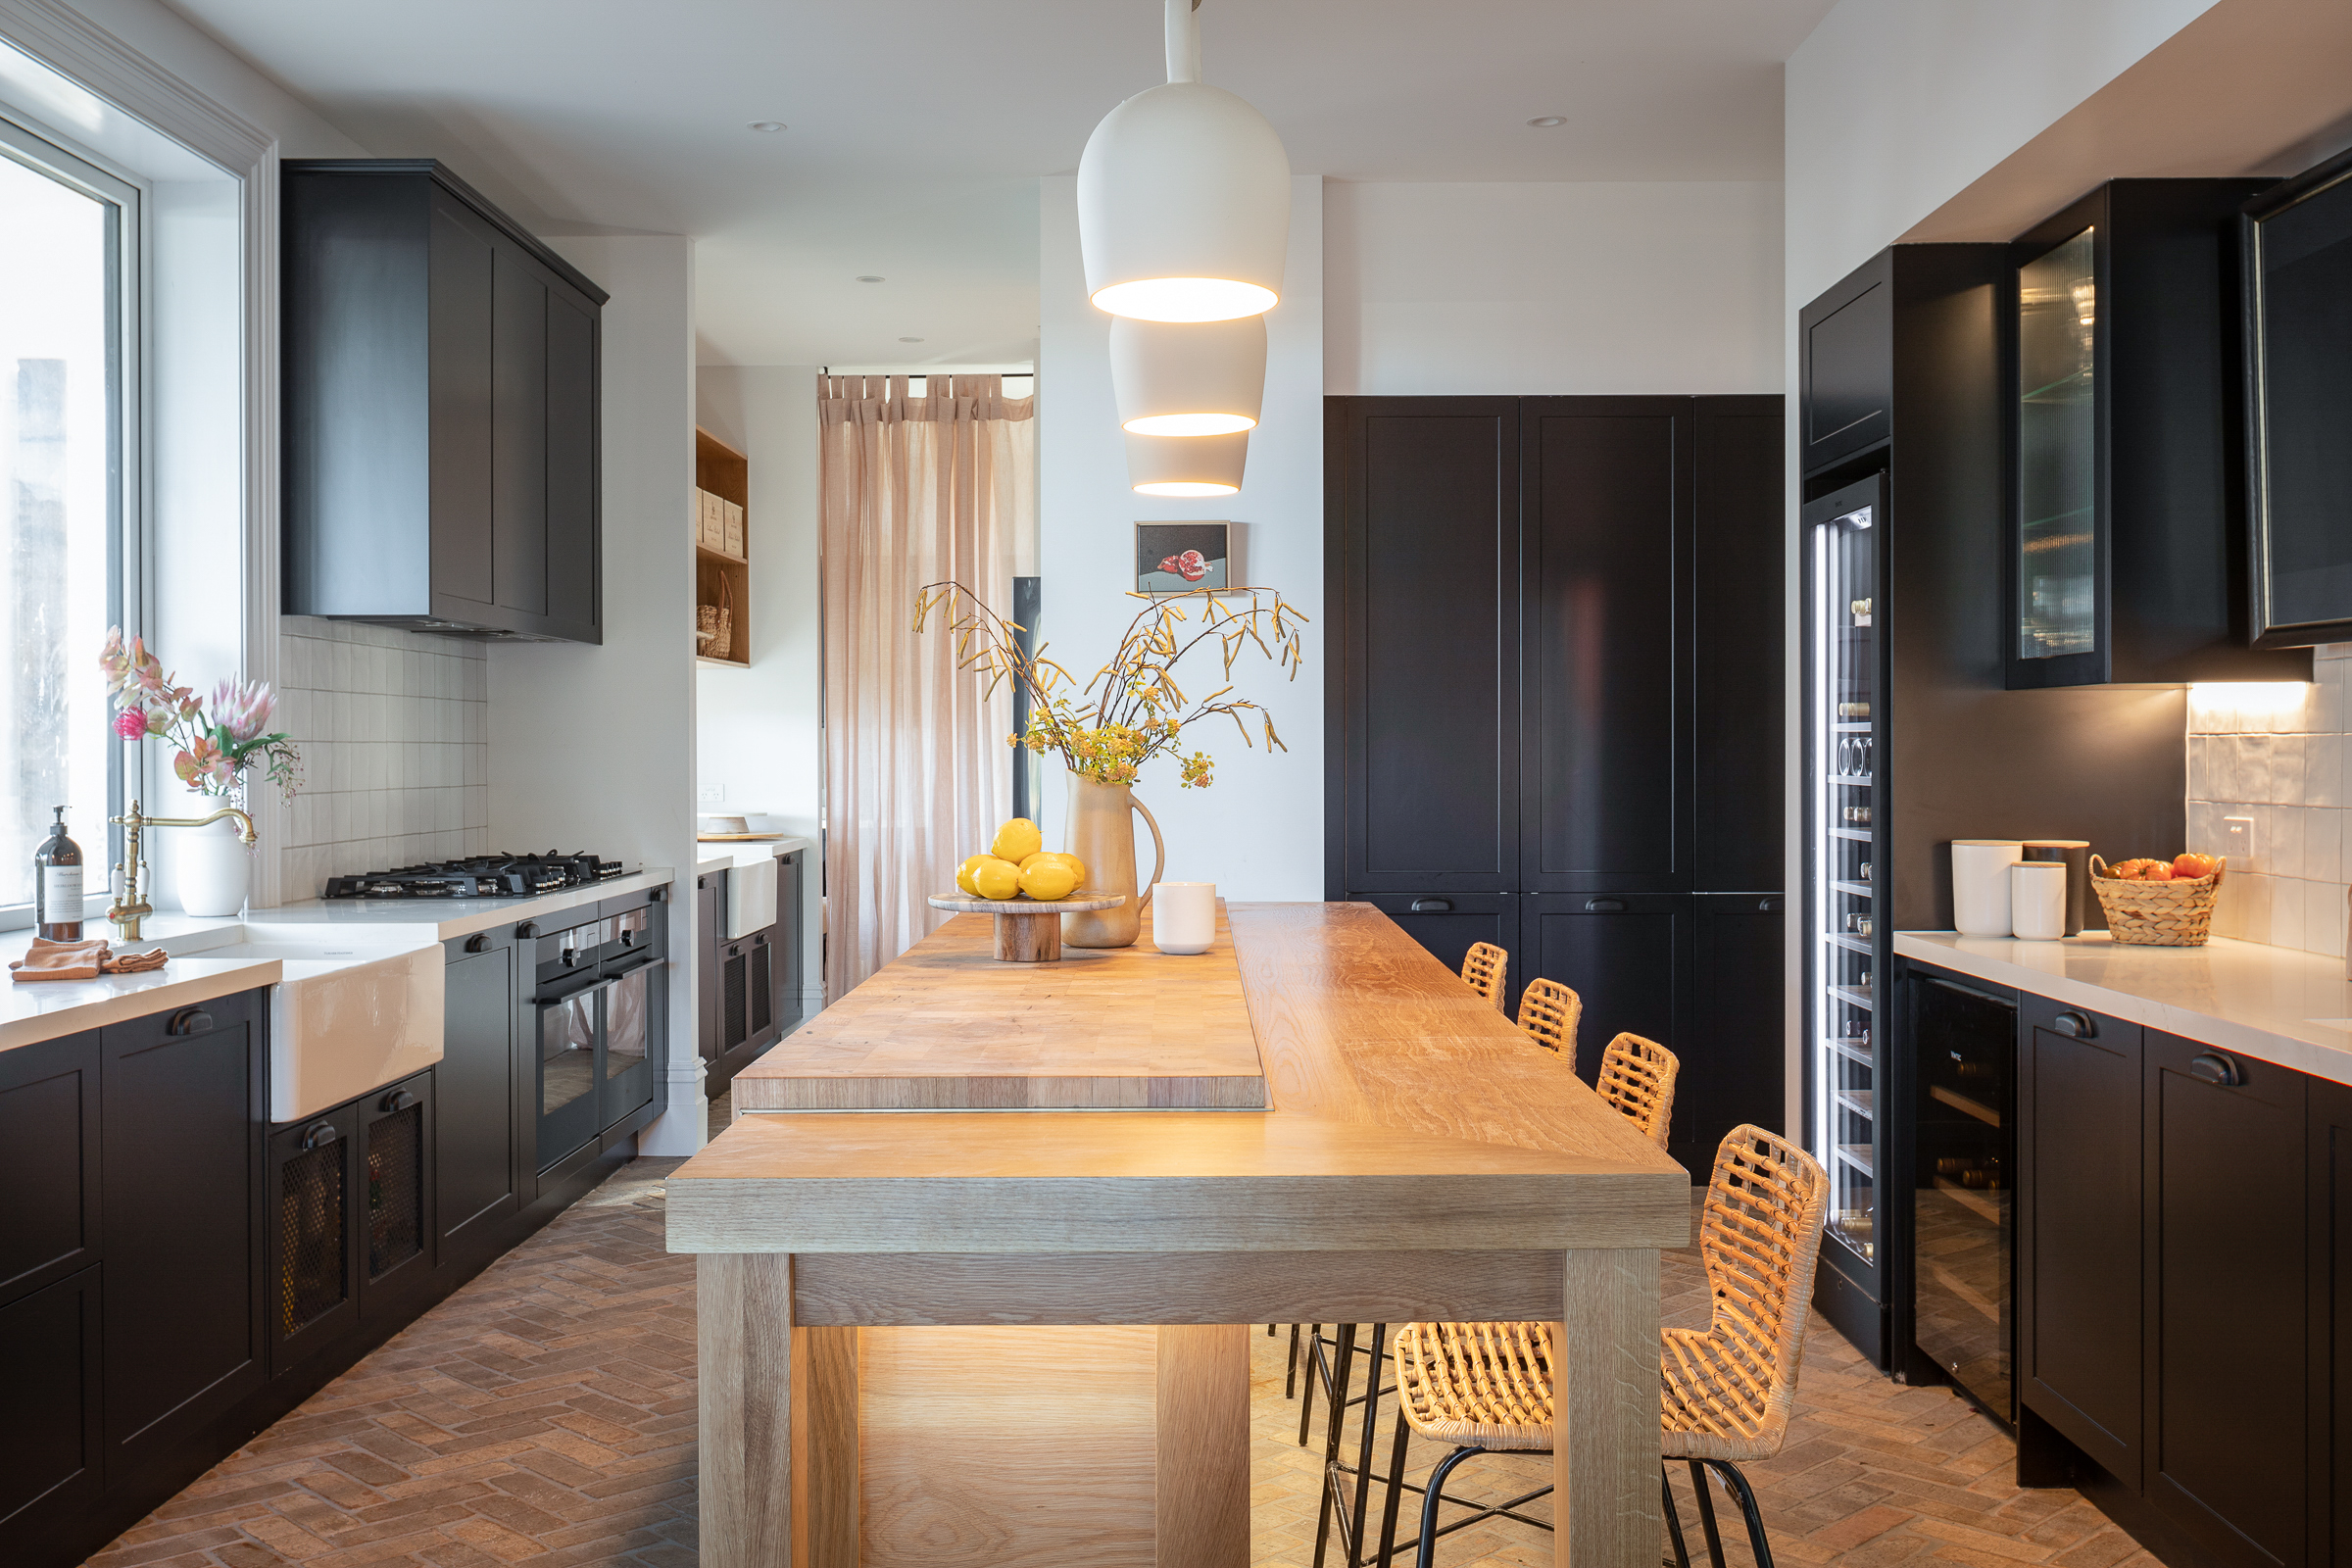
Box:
[731,901,1267,1109]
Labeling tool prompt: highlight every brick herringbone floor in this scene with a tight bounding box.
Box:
[94,1173,2168,1568]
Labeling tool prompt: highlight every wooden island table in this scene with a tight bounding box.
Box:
[667,902,1690,1568]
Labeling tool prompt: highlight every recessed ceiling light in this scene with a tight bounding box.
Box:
[748,121,787,132]
[899,336,924,343]
[857,275,885,283]
[1527,116,1566,128]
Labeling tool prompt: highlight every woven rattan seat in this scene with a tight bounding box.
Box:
[1458,942,1506,1009]
[1376,1125,1830,1568]
[1513,977,1580,1062]
[1595,1032,1678,1148]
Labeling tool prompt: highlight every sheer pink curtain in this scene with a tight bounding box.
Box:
[819,374,1034,998]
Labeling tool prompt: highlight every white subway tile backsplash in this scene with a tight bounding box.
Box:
[2189,671,2352,960]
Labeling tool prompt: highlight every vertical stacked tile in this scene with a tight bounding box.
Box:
[2187,647,2350,955]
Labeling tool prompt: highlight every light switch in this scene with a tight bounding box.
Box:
[2223,814,2254,861]
[699,781,726,804]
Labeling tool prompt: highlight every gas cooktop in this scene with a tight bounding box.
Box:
[323,852,626,900]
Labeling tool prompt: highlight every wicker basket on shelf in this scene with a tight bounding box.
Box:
[2089,854,2225,946]
[696,572,734,660]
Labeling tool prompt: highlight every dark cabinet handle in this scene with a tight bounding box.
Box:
[1409,898,1451,912]
[380,1089,417,1114]
[1585,899,1627,912]
[166,1006,214,1036]
[301,1120,339,1152]
[2051,1010,2095,1039]
[515,921,538,940]
[464,933,491,954]
[2189,1052,2243,1087]
[1757,897,1783,912]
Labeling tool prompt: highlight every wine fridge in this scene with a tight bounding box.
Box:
[1803,471,1888,1355]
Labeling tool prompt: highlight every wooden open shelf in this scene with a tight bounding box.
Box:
[695,427,751,667]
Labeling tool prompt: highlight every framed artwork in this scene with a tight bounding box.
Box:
[1135,520,1231,593]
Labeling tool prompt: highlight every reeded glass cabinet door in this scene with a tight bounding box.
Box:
[2013,225,2103,685]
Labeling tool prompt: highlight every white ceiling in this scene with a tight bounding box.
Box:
[163,0,1836,365]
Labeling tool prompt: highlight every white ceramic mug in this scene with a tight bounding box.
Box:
[2010,860,2068,941]
[1951,840,2024,936]
[1152,882,1216,955]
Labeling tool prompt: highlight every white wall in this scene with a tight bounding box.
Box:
[1038,173,1323,900]
[693,365,824,1010]
[55,0,364,159]
[491,234,704,1153]
[1326,180,1784,396]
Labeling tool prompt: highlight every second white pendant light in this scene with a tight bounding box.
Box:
[1110,315,1264,437]
[1077,0,1291,323]
[1126,430,1247,496]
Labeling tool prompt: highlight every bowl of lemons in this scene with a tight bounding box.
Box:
[929,818,1124,961]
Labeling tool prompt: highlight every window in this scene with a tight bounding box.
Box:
[0,117,136,917]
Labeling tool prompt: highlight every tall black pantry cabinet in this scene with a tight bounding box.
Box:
[1326,394,1786,1176]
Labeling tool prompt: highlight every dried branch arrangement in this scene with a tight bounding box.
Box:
[913,582,1307,789]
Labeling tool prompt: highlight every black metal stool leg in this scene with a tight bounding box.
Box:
[1287,1322,1304,1397]
[1708,1461,1777,1568]
[1413,1446,1484,1568]
[1662,1463,1692,1568]
[1373,1407,1411,1568]
[1298,1323,1327,1445]
[1345,1321,1389,1557]
[1687,1458,1729,1568]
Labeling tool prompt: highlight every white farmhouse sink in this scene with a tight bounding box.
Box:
[183,939,444,1122]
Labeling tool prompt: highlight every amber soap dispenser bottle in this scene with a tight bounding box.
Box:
[34,806,83,941]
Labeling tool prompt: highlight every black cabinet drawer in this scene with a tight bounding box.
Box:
[0,1030,100,1307]
[1522,893,1688,1081]
[0,1263,102,1552]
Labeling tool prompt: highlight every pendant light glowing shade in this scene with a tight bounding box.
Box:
[1126,429,1247,496]
[1077,0,1291,322]
[1110,315,1265,437]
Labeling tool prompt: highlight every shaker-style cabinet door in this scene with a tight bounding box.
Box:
[544,285,601,641]
[426,187,498,614]
[1327,398,1521,897]
[438,934,519,1258]
[491,243,551,619]
[1520,893,1687,1083]
[2143,1031,2310,1567]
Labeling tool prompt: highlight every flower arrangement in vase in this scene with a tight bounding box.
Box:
[100,628,303,915]
[914,582,1305,947]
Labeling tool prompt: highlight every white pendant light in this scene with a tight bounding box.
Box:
[1110,316,1265,437]
[1126,429,1247,496]
[1077,0,1291,322]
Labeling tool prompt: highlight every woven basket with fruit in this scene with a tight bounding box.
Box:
[2089,853,2225,947]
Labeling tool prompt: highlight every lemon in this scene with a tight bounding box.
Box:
[1046,852,1087,887]
[956,854,998,896]
[992,817,1043,862]
[970,858,1021,901]
[1019,859,1080,902]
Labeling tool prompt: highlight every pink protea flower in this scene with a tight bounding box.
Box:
[210,677,278,744]
[113,710,148,741]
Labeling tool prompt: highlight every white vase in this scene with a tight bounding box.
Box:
[174,808,251,918]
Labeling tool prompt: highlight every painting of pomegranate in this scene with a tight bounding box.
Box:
[1135,520,1231,594]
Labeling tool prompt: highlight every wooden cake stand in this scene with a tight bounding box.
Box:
[925,894,1125,962]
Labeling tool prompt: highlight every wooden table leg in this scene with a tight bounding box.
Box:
[1155,1324,1250,1568]
[1555,1248,1660,1567]
[702,1252,797,1568]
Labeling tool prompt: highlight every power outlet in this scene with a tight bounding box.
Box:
[2223,814,2254,862]
[699,782,726,805]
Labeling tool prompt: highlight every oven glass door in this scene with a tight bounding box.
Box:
[537,979,603,1169]
[601,962,656,1130]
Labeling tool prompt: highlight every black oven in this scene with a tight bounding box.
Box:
[530,905,662,1173]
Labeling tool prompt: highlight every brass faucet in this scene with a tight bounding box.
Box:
[107,797,258,940]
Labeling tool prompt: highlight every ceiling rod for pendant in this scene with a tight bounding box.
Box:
[1165,0,1200,85]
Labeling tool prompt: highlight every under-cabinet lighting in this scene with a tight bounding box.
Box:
[2188,681,2311,731]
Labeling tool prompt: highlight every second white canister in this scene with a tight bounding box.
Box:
[1951,840,2025,936]
[2009,859,2069,941]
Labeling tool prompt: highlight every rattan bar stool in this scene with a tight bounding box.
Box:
[1513,977,1581,1063]
[1459,942,1507,1009]
[1596,1031,1679,1147]
[1370,1125,1831,1568]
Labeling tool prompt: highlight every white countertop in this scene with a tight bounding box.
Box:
[696,837,810,880]
[0,867,676,1056]
[1895,930,2352,1086]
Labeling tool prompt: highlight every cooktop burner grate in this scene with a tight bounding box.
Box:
[323,852,625,900]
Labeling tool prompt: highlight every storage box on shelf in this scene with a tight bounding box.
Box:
[694,426,750,666]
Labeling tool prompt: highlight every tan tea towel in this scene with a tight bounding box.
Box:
[10,937,170,981]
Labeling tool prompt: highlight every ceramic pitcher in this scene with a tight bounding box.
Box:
[1062,770,1164,949]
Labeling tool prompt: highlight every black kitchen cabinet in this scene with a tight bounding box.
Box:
[709,925,783,1088]
[775,849,808,1037]
[0,1029,100,1305]
[2312,1076,2352,1566]
[1693,397,1786,893]
[0,1265,102,1555]
[1799,256,1893,476]
[2019,996,2143,1481]
[1521,893,1685,1079]
[2005,179,2309,689]
[1521,397,1692,895]
[697,870,724,1085]
[2144,1030,2309,1567]
[284,159,605,642]
[439,929,520,1260]
[1350,894,1520,998]
[100,994,265,1495]
[1326,397,1522,898]
[1684,894,1786,1174]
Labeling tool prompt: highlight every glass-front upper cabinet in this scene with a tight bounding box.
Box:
[2004,179,2313,688]
[2015,225,2099,680]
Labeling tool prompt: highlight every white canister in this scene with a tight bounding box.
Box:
[2009,860,2069,941]
[1951,840,2025,936]
[1152,881,1216,955]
